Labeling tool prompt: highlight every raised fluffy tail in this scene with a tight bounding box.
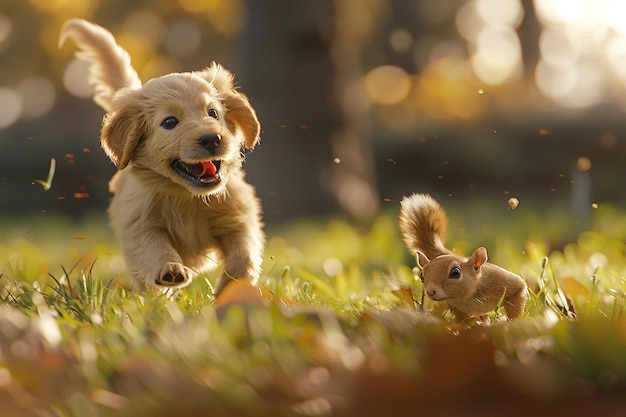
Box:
[398,193,452,260]
[59,18,141,112]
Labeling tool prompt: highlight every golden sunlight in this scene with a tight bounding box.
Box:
[535,0,626,108]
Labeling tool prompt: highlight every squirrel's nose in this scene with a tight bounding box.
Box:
[427,288,436,297]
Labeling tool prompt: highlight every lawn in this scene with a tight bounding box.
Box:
[0,203,625,417]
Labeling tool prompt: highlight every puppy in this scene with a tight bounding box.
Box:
[59,19,264,295]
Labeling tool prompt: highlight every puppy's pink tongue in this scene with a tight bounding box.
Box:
[201,161,217,176]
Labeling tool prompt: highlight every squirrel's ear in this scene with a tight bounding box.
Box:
[470,247,488,271]
[416,251,430,269]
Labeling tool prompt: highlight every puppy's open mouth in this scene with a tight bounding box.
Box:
[171,160,222,187]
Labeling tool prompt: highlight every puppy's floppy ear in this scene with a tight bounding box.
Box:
[100,88,147,169]
[200,63,260,150]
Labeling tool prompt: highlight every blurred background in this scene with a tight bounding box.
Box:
[0,0,625,228]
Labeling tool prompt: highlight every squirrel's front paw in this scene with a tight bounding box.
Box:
[155,262,193,287]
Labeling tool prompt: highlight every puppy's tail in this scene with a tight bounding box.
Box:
[399,193,452,260]
[59,18,141,112]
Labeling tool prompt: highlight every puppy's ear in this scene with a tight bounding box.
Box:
[100,89,146,169]
[224,90,261,150]
[201,63,260,150]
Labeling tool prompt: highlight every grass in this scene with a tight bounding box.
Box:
[0,203,625,416]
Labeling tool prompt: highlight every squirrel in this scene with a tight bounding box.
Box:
[398,193,527,322]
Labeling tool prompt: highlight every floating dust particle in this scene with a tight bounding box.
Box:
[592,203,598,209]
[538,128,551,135]
[73,192,90,199]
[508,197,519,210]
[383,198,393,202]
[577,157,591,171]
[83,147,90,153]
[478,88,484,94]
[333,158,341,164]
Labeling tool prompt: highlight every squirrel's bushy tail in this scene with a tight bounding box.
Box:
[399,193,452,260]
[59,18,141,113]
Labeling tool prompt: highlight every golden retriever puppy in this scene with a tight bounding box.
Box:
[60,19,264,295]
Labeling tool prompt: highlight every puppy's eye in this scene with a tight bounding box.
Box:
[161,116,179,130]
[208,109,219,119]
[449,266,461,279]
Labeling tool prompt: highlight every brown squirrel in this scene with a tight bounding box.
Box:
[398,193,527,322]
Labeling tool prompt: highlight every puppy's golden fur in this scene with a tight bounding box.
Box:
[60,19,264,294]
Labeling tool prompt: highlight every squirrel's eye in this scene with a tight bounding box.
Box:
[449,266,461,279]
[161,116,179,130]
[208,109,219,119]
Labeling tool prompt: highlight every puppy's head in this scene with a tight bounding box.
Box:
[101,63,260,195]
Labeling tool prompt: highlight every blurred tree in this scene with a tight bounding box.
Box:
[242,0,385,220]
[328,0,383,220]
[518,0,541,75]
[241,0,340,220]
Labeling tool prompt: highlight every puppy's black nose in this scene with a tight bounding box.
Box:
[200,134,221,154]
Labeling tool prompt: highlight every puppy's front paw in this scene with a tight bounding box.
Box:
[155,262,192,287]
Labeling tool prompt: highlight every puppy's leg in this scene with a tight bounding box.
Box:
[120,229,195,288]
[213,226,264,295]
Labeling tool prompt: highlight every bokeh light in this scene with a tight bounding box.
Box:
[63,58,94,98]
[476,0,523,27]
[534,0,626,108]
[389,29,413,54]
[471,26,522,85]
[456,0,523,86]
[363,65,411,106]
[0,14,12,45]
[539,28,580,68]
[16,77,56,120]
[410,57,483,122]
[0,88,22,129]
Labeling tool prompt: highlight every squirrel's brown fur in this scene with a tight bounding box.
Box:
[399,193,451,260]
[399,193,527,322]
